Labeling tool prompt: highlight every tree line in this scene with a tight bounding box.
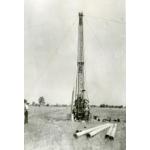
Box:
[25,97,125,108]
[92,104,125,108]
[25,97,68,107]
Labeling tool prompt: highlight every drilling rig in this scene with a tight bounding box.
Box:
[71,13,90,121]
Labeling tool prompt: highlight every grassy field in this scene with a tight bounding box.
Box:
[24,106,126,150]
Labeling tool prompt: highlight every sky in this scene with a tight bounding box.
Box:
[24,0,125,105]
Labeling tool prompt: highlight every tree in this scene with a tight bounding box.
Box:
[100,104,105,108]
[46,104,50,107]
[32,101,36,106]
[38,96,45,106]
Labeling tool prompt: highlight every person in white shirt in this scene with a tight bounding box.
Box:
[24,99,29,124]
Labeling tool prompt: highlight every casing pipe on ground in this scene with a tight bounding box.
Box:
[87,124,113,137]
[109,124,117,140]
[74,123,112,137]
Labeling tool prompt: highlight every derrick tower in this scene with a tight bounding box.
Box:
[72,12,90,121]
[77,12,85,97]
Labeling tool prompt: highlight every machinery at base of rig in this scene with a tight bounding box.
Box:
[71,12,90,121]
[72,90,90,121]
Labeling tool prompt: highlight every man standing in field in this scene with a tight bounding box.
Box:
[24,99,29,124]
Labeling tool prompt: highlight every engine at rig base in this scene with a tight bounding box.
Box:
[72,96,90,121]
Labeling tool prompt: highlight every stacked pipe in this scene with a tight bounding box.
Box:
[105,124,114,138]
[87,123,113,137]
[74,123,112,137]
[105,124,117,140]
[74,123,117,140]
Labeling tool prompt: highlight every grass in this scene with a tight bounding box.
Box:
[24,106,126,150]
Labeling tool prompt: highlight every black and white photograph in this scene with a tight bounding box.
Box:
[24,0,126,150]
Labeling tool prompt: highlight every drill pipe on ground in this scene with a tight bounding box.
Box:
[109,124,117,140]
[87,123,113,137]
[74,123,111,137]
[105,124,114,139]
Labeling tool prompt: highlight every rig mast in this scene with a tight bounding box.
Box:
[72,12,90,121]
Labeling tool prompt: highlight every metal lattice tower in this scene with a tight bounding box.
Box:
[77,12,85,97]
[72,12,90,121]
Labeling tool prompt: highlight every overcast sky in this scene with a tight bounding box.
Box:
[24,0,125,105]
